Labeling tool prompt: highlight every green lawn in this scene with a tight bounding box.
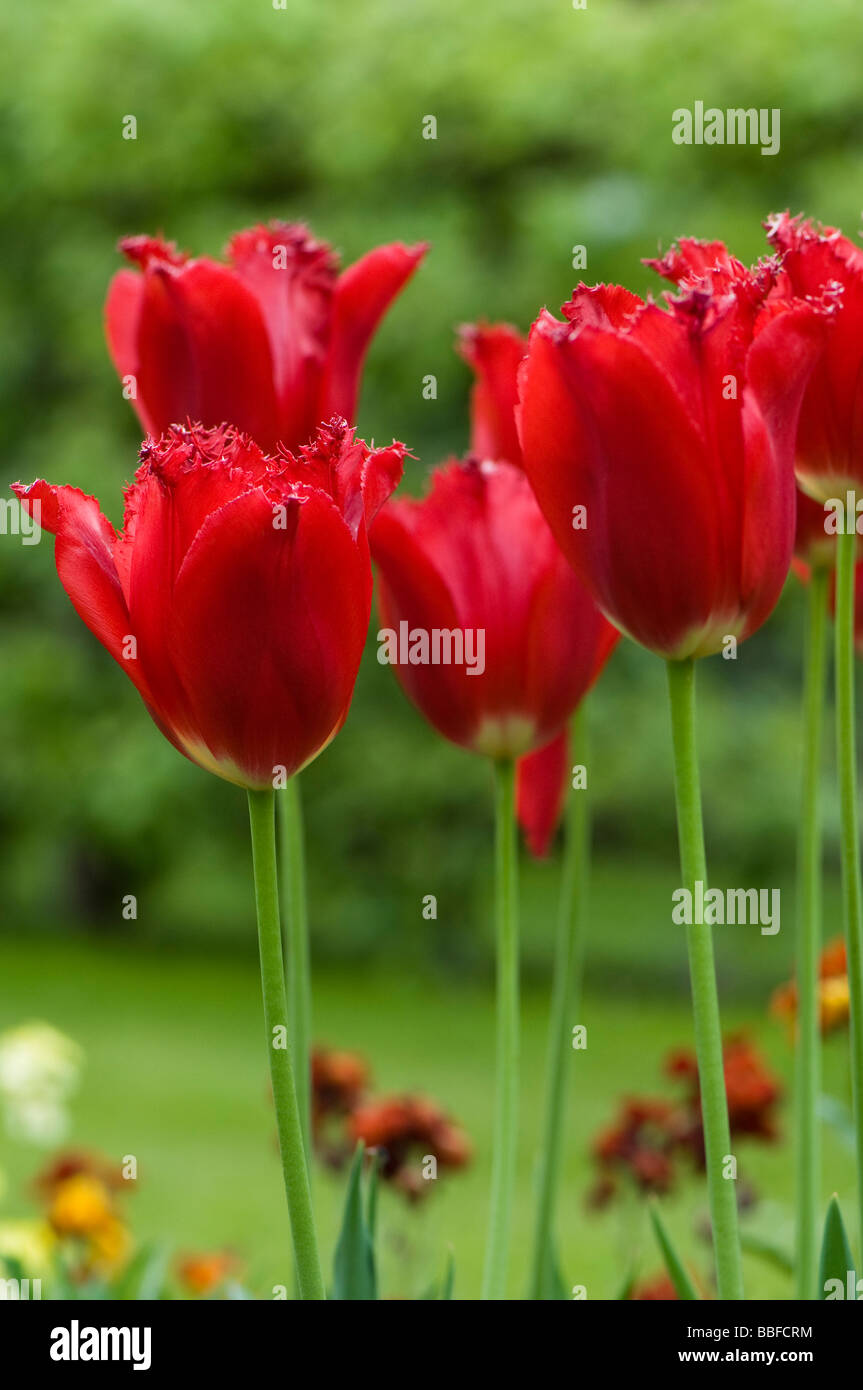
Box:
[0,933,856,1300]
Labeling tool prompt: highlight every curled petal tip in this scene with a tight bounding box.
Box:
[118,234,188,271]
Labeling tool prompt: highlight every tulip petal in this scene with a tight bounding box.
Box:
[520,318,730,658]
[283,419,406,542]
[766,213,863,489]
[167,488,369,786]
[371,499,472,748]
[516,730,568,858]
[228,224,338,447]
[11,479,166,722]
[372,459,616,757]
[321,243,428,423]
[645,238,747,288]
[458,322,526,466]
[114,427,275,747]
[11,481,134,669]
[104,270,146,411]
[133,258,281,450]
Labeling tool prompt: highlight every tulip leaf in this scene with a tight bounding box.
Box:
[739,1229,794,1275]
[648,1202,699,1300]
[420,1250,456,1300]
[114,1242,170,1301]
[331,1142,377,1301]
[365,1147,381,1240]
[818,1195,856,1300]
[533,1239,569,1300]
[614,1261,638,1301]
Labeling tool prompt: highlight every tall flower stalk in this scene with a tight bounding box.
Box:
[834,520,863,1246]
[279,778,312,1159]
[666,659,744,1300]
[795,563,828,1297]
[249,789,324,1299]
[527,706,589,1299]
[482,758,520,1300]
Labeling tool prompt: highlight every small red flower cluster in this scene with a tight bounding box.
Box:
[311,1046,372,1168]
[666,1036,782,1157]
[589,1037,781,1207]
[350,1095,471,1201]
[310,1045,470,1201]
[589,1097,683,1206]
[175,1251,241,1298]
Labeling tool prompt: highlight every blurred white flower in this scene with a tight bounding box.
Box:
[0,1023,82,1147]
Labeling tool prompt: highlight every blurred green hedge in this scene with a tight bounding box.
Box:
[1,0,861,962]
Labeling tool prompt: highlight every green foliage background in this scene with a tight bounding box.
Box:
[1,0,861,983]
[2,0,863,1298]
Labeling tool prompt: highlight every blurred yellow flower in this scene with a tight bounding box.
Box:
[48,1174,114,1237]
[820,974,851,1033]
[770,936,851,1038]
[86,1215,132,1274]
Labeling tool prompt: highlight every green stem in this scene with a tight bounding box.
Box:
[278,777,312,1161]
[527,707,589,1299]
[481,757,520,1300]
[796,566,828,1298]
[247,788,325,1301]
[666,659,744,1301]
[834,520,863,1252]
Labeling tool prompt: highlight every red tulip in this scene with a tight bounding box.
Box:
[370,457,617,760]
[13,420,405,789]
[105,224,427,454]
[518,250,829,660]
[766,213,863,502]
[458,322,527,468]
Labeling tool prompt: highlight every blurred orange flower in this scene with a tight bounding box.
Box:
[590,1036,781,1205]
[630,1272,678,1300]
[176,1251,240,1297]
[350,1095,471,1200]
[668,1036,782,1163]
[311,1046,371,1167]
[770,937,850,1037]
[48,1174,114,1238]
[34,1150,133,1276]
